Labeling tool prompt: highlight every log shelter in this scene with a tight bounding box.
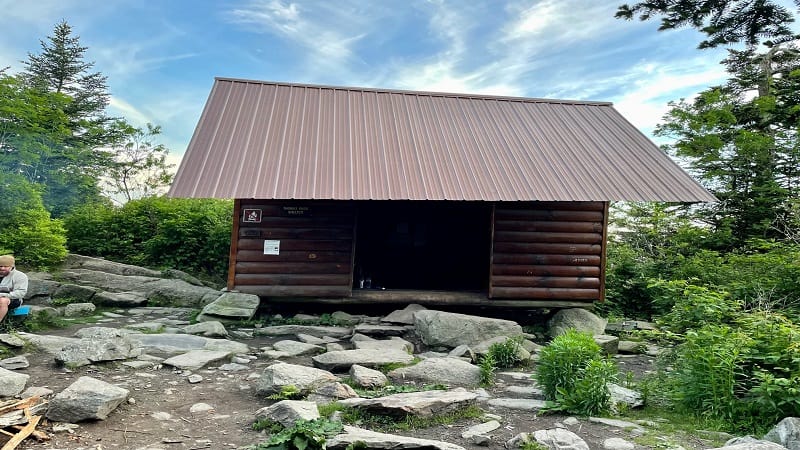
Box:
[169,79,715,308]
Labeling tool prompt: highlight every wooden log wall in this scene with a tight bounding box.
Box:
[489,201,608,302]
[229,200,355,297]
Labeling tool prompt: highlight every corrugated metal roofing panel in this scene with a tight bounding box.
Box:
[169,78,716,202]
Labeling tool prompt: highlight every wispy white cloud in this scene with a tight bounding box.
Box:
[225,0,380,75]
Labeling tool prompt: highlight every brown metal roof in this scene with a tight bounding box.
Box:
[169,78,716,202]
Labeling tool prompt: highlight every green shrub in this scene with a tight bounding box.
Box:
[553,358,618,416]
[536,329,617,415]
[0,172,67,269]
[655,281,741,333]
[478,352,496,386]
[246,418,343,450]
[63,197,232,283]
[488,336,524,368]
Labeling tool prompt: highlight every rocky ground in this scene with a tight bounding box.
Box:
[0,304,734,450]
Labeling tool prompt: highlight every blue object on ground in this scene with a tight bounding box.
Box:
[10,305,30,316]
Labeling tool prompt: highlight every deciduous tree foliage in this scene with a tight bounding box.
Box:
[103,123,175,204]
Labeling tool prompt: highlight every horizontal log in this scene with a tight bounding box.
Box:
[496,201,605,211]
[258,290,595,308]
[238,239,352,252]
[239,202,355,216]
[236,250,352,263]
[492,254,601,266]
[239,216,355,228]
[493,242,602,255]
[491,264,600,277]
[489,287,600,300]
[239,227,354,240]
[234,273,351,286]
[493,231,603,244]
[234,285,352,297]
[494,209,604,222]
[491,276,600,288]
[236,262,351,274]
[494,220,603,233]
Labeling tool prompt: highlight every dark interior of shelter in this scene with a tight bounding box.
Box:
[353,201,492,291]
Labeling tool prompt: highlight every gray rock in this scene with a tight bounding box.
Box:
[353,323,408,336]
[195,292,259,323]
[124,322,166,333]
[183,321,229,338]
[21,386,53,398]
[533,428,590,450]
[710,438,787,450]
[254,325,352,338]
[504,385,545,400]
[219,363,249,371]
[414,310,523,348]
[307,382,359,403]
[388,357,481,387]
[255,362,338,395]
[617,340,646,354]
[312,348,415,371]
[0,355,29,370]
[548,308,607,338]
[604,437,636,450]
[55,336,142,368]
[130,333,249,356]
[0,367,29,396]
[486,398,547,411]
[296,333,327,345]
[594,334,620,355]
[255,400,320,427]
[17,333,82,354]
[331,311,361,325]
[462,420,501,439]
[92,291,149,307]
[63,302,97,317]
[473,336,531,362]
[381,304,427,325]
[448,345,476,361]
[189,403,214,413]
[338,388,477,417]
[608,383,644,409]
[162,350,231,370]
[353,337,414,354]
[272,340,325,356]
[58,269,160,293]
[588,417,644,432]
[349,364,388,388]
[74,327,135,339]
[146,278,219,308]
[46,376,129,422]
[54,284,97,303]
[64,254,163,277]
[0,334,25,348]
[24,277,60,301]
[328,425,464,450]
[763,417,800,450]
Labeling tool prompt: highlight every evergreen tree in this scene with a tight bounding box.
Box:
[616,0,799,49]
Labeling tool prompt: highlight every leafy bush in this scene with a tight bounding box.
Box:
[654,281,740,333]
[536,329,617,415]
[478,352,496,386]
[487,336,524,368]
[63,197,232,283]
[0,172,67,269]
[246,418,343,450]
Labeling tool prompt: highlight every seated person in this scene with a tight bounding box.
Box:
[0,255,28,321]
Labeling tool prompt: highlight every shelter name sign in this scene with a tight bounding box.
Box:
[264,240,280,255]
[282,206,310,216]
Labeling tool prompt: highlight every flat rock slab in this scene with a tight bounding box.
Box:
[353,324,409,336]
[162,350,231,370]
[338,388,477,417]
[486,398,547,411]
[328,425,465,450]
[254,325,353,338]
[272,340,325,356]
[130,333,249,356]
[312,348,415,371]
[388,357,481,388]
[18,333,82,354]
[255,362,338,395]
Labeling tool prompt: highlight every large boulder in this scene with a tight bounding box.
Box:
[46,376,129,422]
[548,308,607,337]
[64,254,163,277]
[0,367,29,397]
[387,357,481,387]
[763,417,800,450]
[414,310,523,348]
[195,292,260,323]
[255,362,338,396]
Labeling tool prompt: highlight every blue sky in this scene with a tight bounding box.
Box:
[1,0,738,167]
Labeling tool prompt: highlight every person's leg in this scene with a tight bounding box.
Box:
[0,297,10,322]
